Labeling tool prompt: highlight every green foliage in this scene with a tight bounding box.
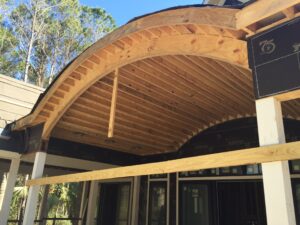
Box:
[8,174,82,225]
[0,0,116,87]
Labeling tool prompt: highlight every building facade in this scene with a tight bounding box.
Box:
[1,0,300,225]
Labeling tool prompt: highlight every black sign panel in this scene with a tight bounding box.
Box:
[248,17,300,99]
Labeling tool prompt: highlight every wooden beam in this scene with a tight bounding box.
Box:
[12,7,243,137]
[108,68,119,138]
[275,89,300,102]
[40,33,248,140]
[283,6,296,19]
[236,0,300,29]
[26,141,300,186]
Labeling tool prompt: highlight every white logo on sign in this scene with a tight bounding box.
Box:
[259,39,276,54]
[293,43,300,52]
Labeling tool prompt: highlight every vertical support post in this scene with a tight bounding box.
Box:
[256,97,296,225]
[78,182,88,225]
[37,185,49,225]
[0,158,20,225]
[86,181,99,225]
[108,68,119,138]
[131,176,141,225]
[22,152,47,225]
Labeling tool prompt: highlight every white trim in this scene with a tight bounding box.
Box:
[21,153,116,171]
[0,158,20,225]
[256,97,296,225]
[0,149,20,160]
[22,152,47,225]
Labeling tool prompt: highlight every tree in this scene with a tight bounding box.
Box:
[46,1,116,85]
[1,0,116,87]
[80,6,116,45]
[0,0,19,77]
[9,0,63,83]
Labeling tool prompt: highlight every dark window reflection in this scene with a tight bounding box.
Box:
[180,183,209,225]
[148,182,167,225]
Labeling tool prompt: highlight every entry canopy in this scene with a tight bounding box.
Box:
[11,0,300,156]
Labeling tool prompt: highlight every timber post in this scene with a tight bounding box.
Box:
[256,97,296,225]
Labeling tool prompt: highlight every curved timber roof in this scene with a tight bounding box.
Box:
[12,4,300,156]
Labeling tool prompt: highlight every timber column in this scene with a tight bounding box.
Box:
[256,97,296,225]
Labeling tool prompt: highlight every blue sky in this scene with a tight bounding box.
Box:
[80,0,204,26]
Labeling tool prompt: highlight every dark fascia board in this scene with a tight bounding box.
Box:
[0,125,25,153]
[48,138,142,166]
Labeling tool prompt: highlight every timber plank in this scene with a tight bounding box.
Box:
[27,141,300,186]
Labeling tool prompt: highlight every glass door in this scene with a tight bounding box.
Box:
[179,182,210,225]
[97,183,131,225]
[217,181,266,225]
[148,182,167,225]
[292,179,300,225]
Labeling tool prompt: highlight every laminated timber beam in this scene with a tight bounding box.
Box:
[31,34,248,140]
[236,0,300,34]
[26,140,300,186]
[11,7,246,141]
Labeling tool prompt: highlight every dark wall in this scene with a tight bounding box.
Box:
[141,117,300,163]
[45,118,300,166]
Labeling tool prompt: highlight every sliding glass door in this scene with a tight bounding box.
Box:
[148,182,167,225]
[97,183,131,225]
[179,182,210,225]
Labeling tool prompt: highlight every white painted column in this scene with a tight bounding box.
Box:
[256,97,296,225]
[86,181,99,225]
[22,152,47,225]
[0,158,20,225]
[131,176,141,225]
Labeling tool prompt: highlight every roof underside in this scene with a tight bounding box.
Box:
[12,4,300,156]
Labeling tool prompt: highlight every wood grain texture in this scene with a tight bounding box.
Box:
[10,6,300,156]
[108,68,119,138]
[236,0,300,32]
[26,141,300,186]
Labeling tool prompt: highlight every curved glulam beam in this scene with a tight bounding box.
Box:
[46,35,247,139]
[12,7,247,141]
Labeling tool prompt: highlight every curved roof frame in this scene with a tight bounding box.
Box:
[13,7,248,139]
[11,0,300,155]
